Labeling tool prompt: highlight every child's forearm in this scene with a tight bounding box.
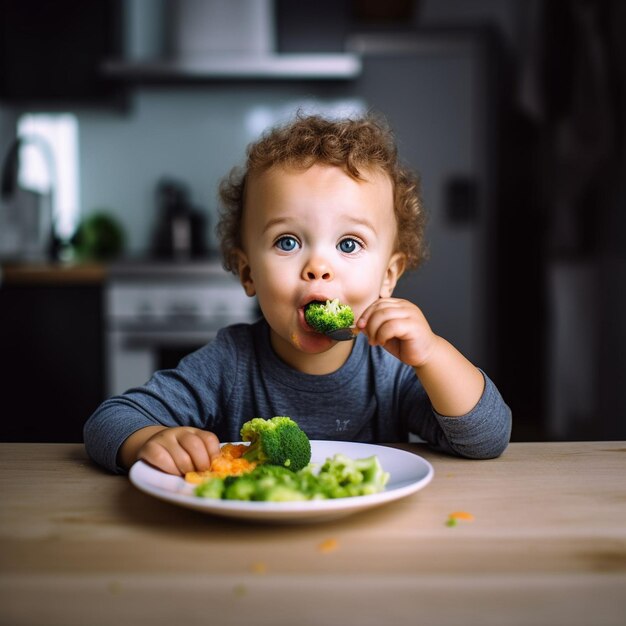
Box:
[414,336,485,417]
[118,425,168,470]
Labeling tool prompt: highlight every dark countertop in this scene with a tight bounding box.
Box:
[107,258,227,281]
[0,262,107,285]
[0,257,228,286]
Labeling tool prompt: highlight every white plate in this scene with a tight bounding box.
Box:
[129,441,434,523]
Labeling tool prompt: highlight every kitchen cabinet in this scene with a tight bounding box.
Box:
[101,0,360,82]
[0,265,106,442]
[0,0,123,106]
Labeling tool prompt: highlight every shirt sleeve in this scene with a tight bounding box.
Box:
[83,329,237,474]
[405,370,512,459]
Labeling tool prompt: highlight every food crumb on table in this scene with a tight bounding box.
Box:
[318,538,339,553]
[107,580,123,595]
[250,561,268,574]
[233,583,247,597]
[445,511,475,526]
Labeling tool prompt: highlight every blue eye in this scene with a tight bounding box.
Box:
[275,236,299,252]
[338,238,361,254]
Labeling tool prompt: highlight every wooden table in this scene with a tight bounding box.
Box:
[1,442,625,626]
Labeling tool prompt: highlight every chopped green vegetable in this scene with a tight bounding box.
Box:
[305,299,354,333]
[314,453,390,498]
[194,453,389,502]
[195,476,225,499]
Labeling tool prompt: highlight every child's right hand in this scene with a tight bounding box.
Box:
[137,426,222,476]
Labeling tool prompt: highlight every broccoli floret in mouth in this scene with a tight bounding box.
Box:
[304,299,355,334]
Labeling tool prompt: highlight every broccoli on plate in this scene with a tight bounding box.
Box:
[311,454,390,498]
[225,465,308,502]
[194,452,390,502]
[195,464,307,502]
[305,299,354,334]
[240,416,312,472]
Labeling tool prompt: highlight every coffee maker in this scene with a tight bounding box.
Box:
[150,178,207,261]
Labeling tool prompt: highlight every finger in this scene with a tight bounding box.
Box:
[139,440,182,476]
[178,431,212,472]
[364,308,410,345]
[161,440,196,475]
[195,430,222,463]
[358,299,404,327]
[357,299,388,324]
[372,317,413,346]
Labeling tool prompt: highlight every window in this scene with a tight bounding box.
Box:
[17,113,79,241]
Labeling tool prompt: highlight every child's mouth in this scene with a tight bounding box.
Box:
[300,300,326,333]
[299,306,317,333]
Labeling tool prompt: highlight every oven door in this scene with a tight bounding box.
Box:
[106,326,217,396]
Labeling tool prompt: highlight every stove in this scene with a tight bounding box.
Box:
[105,260,257,395]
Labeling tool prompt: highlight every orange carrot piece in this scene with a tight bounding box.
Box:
[449,511,475,521]
[209,454,256,478]
[184,443,255,483]
[221,443,248,459]
[318,538,339,553]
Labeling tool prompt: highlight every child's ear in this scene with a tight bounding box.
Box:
[380,252,406,298]
[234,249,256,297]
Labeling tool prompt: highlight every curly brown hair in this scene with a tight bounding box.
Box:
[216,113,427,273]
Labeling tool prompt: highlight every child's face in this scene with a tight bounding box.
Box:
[237,163,405,373]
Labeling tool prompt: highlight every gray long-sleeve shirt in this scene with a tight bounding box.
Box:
[84,319,512,473]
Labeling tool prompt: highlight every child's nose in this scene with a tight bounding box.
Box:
[302,255,334,281]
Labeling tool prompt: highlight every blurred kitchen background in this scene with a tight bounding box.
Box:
[0,0,624,443]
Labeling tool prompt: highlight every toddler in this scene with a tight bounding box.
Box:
[84,113,511,475]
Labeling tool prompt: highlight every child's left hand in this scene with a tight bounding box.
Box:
[357,298,438,368]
